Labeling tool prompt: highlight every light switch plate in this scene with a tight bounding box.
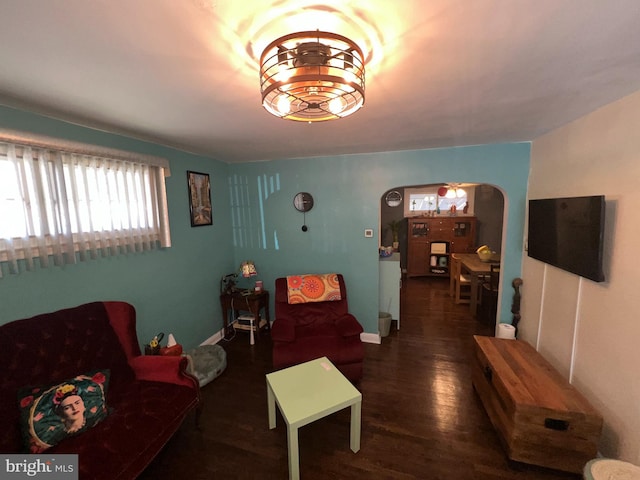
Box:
[364,228,373,238]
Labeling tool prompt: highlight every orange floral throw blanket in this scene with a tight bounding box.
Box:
[286,273,342,304]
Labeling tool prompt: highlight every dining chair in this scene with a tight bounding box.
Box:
[450,254,472,304]
[478,263,500,324]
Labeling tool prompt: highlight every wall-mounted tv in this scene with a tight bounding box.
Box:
[528,195,605,282]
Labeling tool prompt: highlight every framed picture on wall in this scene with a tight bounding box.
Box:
[187,171,212,226]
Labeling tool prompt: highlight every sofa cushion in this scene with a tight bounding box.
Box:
[49,380,199,480]
[17,369,110,453]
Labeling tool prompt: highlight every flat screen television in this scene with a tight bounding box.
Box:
[528,195,605,282]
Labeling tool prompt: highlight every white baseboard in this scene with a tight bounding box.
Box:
[203,328,381,346]
[200,330,224,346]
[360,332,381,344]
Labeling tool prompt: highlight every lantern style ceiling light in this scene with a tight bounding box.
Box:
[259,30,365,122]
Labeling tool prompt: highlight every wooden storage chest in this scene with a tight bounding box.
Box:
[471,336,602,473]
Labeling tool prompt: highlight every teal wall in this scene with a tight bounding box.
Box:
[1,105,530,344]
[0,106,234,350]
[229,144,530,333]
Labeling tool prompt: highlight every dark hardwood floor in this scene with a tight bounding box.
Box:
[138,277,580,479]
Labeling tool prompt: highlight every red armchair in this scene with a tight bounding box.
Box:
[271,274,364,382]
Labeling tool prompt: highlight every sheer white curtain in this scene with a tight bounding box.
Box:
[0,132,171,277]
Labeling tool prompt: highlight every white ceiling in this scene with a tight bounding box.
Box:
[1,0,639,164]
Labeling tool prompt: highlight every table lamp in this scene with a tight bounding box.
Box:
[241,261,257,278]
[240,261,263,292]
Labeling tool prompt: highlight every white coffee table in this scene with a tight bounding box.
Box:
[266,357,362,480]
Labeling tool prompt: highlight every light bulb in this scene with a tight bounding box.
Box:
[342,71,357,92]
[275,65,293,84]
[329,97,345,114]
[277,96,291,115]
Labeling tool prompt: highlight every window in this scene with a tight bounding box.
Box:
[404,186,474,217]
[0,132,171,277]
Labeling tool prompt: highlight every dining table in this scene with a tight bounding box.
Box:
[453,253,501,315]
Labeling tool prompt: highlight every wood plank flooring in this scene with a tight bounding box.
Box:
[138,277,581,479]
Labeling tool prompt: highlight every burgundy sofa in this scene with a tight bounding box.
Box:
[271,274,364,382]
[0,301,200,480]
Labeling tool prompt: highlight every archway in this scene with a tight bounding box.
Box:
[379,183,505,329]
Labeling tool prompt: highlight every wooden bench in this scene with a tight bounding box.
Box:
[471,335,603,473]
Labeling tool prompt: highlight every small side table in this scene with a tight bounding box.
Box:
[266,357,362,480]
[220,290,270,342]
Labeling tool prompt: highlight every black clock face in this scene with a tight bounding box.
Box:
[293,192,314,212]
[385,190,402,207]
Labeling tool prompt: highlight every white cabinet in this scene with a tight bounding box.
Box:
[379,253,401,329]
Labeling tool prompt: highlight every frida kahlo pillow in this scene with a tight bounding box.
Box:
[17,369,110,453]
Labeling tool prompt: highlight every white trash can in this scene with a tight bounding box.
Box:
[378,311,392,337]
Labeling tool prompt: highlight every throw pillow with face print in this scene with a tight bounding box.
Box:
[17,369,110,453]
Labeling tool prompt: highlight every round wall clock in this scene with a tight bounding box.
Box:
[293,192,314,212]
[385,190,402,207]
[293,192,314,232]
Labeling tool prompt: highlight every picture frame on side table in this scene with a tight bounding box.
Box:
[187,171,212,226]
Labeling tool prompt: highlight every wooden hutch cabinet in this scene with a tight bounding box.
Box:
[407,216,477,277]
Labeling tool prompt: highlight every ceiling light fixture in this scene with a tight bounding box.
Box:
[445,188,466,199]
[443,183,466,199]
[259,30,365,122]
